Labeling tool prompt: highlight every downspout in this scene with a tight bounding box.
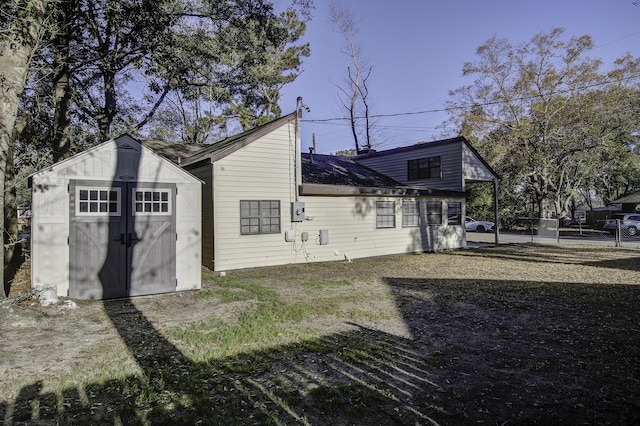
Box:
[294,97,302,202]
[294,97,308,202]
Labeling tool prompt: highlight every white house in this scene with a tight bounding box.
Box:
[30,135,202,299]
[29,111,499,298]
[177,111,498,272]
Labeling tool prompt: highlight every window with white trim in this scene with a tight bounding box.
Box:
[76,187,121,216]
[402,200,420,227]
[240,200,281,235]
[426,201,443,225]
[376,201,396,228]
[447,202,462,225]
[133,189,171,215]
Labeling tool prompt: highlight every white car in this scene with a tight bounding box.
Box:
[465,216,495,233]
[603,213,640,236]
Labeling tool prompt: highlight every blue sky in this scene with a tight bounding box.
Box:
[275,0,640,154]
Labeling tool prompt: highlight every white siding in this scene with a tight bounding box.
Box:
[31,177,70,295]
[208,122,467,272]
[212,121,299,271]
[462,144,497,183]
[175,182,202,291]
[212,193,465,271]
[31,136,202,297]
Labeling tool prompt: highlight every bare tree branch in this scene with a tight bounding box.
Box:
[328,1,376,153]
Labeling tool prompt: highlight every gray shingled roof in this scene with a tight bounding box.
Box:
[140,139,206,165]
[139,114,466,197]
[301,152,402,187]
[140,113,298,167]
[301,152,465,197]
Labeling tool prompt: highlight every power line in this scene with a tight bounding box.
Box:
[595,31,640,50]
[302,74,640,124]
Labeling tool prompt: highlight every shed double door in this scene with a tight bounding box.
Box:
[69,180,176,299]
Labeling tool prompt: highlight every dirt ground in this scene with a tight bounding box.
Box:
[1,244,640,425]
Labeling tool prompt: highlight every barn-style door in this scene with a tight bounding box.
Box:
[69,180,176,299]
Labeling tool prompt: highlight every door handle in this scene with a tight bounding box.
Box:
[127,233,140,247]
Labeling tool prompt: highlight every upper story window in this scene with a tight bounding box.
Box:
[240,200,281,235]
[408,156,441,180]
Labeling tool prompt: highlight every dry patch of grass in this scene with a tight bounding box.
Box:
[1,244,639,424]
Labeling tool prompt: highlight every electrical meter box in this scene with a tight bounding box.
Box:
[319,229,329,245]
[291,202,305,222]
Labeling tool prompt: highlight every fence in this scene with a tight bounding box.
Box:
[466,217,640,248]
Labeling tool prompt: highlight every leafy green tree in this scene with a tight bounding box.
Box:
[449,28,640,218]
[587,55,640,203]
[69,0,177,141]
[146,3,311,141]
[220,9,310,129]
[3,0,311,292]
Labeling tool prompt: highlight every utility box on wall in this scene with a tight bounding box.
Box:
[319,229,329,245]
[291,202,305,222]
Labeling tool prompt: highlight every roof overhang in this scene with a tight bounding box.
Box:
[299,183,466,197]
[180,112,297,167]
[612,191,640,204]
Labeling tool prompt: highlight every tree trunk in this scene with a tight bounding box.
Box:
[0,0,46,297]
[51,0,73,163]
[4,141,22,290]
[98,70,117,141]
[347,66,360,153]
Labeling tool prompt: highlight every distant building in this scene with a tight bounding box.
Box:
[612,192,640,213]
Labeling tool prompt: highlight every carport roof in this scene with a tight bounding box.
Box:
[612,191,640,204]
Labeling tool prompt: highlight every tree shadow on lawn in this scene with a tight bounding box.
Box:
[3,278,640,425]
[585,257,640,272]
[459,244,640,272]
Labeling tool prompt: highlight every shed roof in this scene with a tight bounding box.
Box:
[30,134,201,185]
[141,112,298,166]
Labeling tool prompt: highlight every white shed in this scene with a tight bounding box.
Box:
[30,134,202,299]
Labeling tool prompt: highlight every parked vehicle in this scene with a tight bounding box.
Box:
[603,213,640,236]
[465,216,495,233]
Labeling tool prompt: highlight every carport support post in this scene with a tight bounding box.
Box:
[493,178,500,245]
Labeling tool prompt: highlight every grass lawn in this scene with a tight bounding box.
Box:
[1,244,639,424]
